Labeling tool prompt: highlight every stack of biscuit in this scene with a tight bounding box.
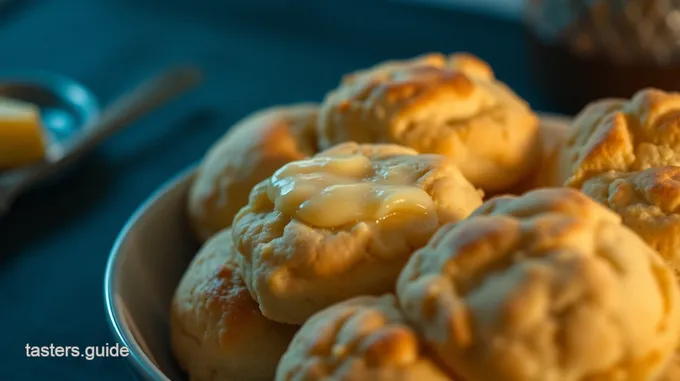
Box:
[171,52,680,381]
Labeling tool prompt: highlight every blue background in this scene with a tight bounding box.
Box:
[0,1,551,379]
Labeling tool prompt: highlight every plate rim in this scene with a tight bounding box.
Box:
[103,165,196,381]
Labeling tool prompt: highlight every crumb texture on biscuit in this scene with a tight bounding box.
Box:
[318,52,539,193]
[561,88,680,188]
[171,228,298,381]
[397,188,680,381]
[233,142,483,324]
[514,116,570,192]
[657,352,680,381]
[275,295,453,381]
[581,167,680,271]
[188,104,318,242]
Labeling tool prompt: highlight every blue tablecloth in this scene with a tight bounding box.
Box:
[0,1,550,379]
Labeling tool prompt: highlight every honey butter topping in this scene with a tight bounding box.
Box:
[266,153,436,228]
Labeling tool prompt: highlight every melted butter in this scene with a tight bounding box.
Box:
[267,153,436,228]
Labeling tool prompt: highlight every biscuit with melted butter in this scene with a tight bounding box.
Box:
[560,88,680,188]
[318,52,539,193]
[170,228,298,381]
[188,104,318,242]
[275,295,453,381]
[581,166,680,273]
[233,142,483,324]
[397,188,680,381]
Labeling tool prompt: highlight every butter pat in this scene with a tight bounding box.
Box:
[0,97,46,169]
[267,153,437,228]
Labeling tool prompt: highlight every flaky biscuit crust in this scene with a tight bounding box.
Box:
[560,88,680,188]
[397,188,680,381]
[658,352,680,381]
[232,142,483,324]
[318,52,539,193]
[275,295,453,381]
[581,166,680,271]
[171,229,298,381]
[188,104,318,242]
[513,116,570,193]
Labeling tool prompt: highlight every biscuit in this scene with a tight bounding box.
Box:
[397,188,680,381]
[233,142,483,324]
[170,228,298,381]
[658,352,680,381]
[275,295,453,381]
[581,166,680,272]
[560,88,680,188]
[188,104,318,242]
[512,115,570,193]
[318,52,540,193]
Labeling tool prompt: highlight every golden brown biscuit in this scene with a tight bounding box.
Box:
[340,53,494,86]
[171,228,298,381]
[233,142,483,324]
[512,115,571,193]
[397,188,680,381]
[581,166,680,272]
[188,104,318,242]
[275,295,453,381]
[318,52,540,193]
[560,88,680,188]
[658,352,680,381]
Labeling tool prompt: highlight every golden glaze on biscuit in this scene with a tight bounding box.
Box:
[233,142,483,324]
[581,166,680,271]
[560,88,680,188]
[276,295,453,381]
[397,188,680,381]
[171,229,297,381]
[188,104,318,242]
[266,148,440,228]
[319,52,539,193]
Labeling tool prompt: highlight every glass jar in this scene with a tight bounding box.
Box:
[525,0,680,113]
